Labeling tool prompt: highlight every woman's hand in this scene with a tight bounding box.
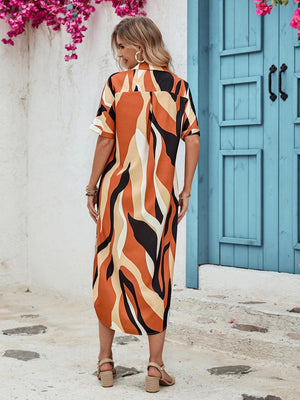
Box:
[86,135,115,223]
[87,194,99,223]
[177,192,190,223]
[178,134,200,224]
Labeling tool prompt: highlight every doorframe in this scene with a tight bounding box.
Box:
[186,0,209,288]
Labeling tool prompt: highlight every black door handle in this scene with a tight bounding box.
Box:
[268,64,277,102]
[279,63,288,101]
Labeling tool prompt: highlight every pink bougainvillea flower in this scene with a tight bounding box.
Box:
[65,43,77,51]
[0,0,147,61]
[255,1,273,16]
[290,7,300,35]
[2,37,14,45]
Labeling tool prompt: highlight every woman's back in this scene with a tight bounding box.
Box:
[91,62,199,167]
[86,16,200,392]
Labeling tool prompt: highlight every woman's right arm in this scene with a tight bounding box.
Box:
[87,135,115,223]
[178,134,200,223]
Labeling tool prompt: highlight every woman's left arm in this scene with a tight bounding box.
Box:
[87,135,115,222]
[178,134,200,223]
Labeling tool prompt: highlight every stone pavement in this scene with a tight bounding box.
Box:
[1,280,300,400]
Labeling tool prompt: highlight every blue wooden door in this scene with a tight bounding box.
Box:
[278,3,300,272]
[206,0,300,274]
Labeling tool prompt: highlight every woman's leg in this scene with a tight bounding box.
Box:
[98,321,115,371]
[147,330,173,382]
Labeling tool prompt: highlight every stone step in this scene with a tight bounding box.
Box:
[170,289,300,332]
[167,290,300,367]
[167,311,300,367]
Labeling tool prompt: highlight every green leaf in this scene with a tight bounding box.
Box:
[272,0,278,7]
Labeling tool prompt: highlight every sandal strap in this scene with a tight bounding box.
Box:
[98,358,114,367]
[147,362,164,378]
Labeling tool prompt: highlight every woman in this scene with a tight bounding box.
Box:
[87,16,200,393]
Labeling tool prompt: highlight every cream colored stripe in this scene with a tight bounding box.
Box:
[146,252,154,277]
[89,124,102,134]
[153,92,176,121]
[117,190,127,258]
[119,253,164,319]
[102,84,114,107]
[132,69,145,91]
[121,95,162,237]
[120,74,130,94]
[122,135,143,221]
[169,246,175,284]
[135,128,161,230]
[126,294,147,335]
[110,192,125,331]
[110,202,165,320]
[154,176,171,213]
[134,93,165,236]
[92,117,104,128]
[173,168,179,200]
[151,121,170,214]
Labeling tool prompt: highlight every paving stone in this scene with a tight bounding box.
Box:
[20,314,40,319]
[232,324,268,333]
[207,365,252,375]
[288,307,300,313]
[93,366,141,378]
[197,316,216,324]
[2,325,47,336]
[242,395,282,400]
[286,332,300,340]
[115,366,141,377]
[242,396,265,400]
[268,376,284,381]
[114,335,139,345]
[3,349,40,361]
[238,301,266,304]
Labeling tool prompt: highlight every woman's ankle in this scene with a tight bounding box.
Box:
[98,351,113,360]
[149,358,163,366]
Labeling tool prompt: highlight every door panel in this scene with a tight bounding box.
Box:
[209,0,283,271]
[220,0,262,56]
[219,149,262,246]
[279,3,300,273]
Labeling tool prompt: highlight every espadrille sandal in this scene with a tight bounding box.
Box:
[145,362,175,393]
[96,358,116,388]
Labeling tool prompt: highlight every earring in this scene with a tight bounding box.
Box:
[135,50,145,64]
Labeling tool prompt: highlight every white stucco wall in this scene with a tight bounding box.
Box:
[0,26,29,282]
[1,0,188,297]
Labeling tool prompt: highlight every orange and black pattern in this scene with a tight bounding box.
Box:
[90,62,200,335]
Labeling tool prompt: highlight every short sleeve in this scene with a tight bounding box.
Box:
[181,85,200,141]
[89,75,115,139]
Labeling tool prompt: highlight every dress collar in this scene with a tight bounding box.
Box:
[132,62,168,72]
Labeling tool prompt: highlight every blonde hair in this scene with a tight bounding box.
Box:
[111,17,172,69]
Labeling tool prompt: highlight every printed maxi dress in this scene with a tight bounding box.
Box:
[90,62,200,335]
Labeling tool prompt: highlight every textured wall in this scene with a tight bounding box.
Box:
[0,26,29,282]
[1,0,188,297]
